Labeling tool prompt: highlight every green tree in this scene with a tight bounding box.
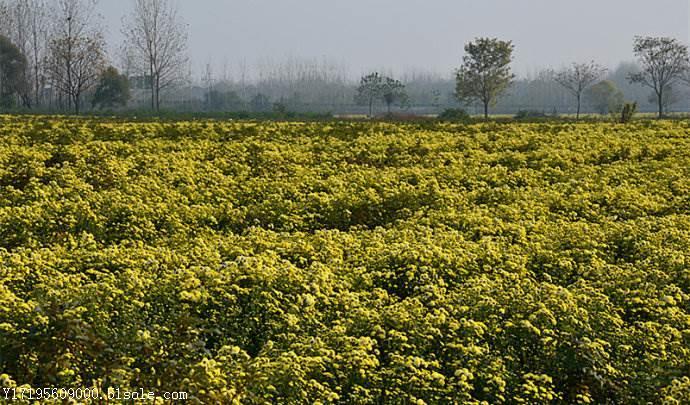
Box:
[381,77,408,114]
[628,36,689,118]
[355,72,384,117]
[44,0,106,114]
[585,80,624,115]
[554,62,607,119]
[92,66,130,109]
[0,34,28,108]
[455,37,515,119]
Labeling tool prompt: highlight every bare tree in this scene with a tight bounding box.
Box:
[202,60,214,110]
[554,62,607,120]
[25,0,49,107]
[46,0,106,113]
[629,36,689,118]
[122,0,189,112]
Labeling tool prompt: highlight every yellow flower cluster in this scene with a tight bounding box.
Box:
[1,115,690,403]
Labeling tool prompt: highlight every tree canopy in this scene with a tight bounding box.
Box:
[456,37,515,119]
[0,34,28,108]
[355,72,408,117]
[92,66,131,109]
[585,80,624,115]
[628,36,689,118]
[554,62,607,119]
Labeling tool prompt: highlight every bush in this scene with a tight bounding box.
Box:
[2,116,690,403]
[620,102,637,123]
[437,108,471,122]
[378,112,428,122]
[514,110,548,120]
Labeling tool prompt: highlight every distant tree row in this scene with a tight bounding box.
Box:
[447,36,690,119]
[2,2,690,117]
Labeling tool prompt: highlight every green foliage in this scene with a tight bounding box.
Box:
[0,35,28,108]
[455,37,515,118]
[381,77,408,113]
[514,110,548,120]
[437,108,470,122]
[586,80,625,115]
[620,102,637,123]
[0,116,690,403]
[355,72,384,117]
[356,73,408,117]
[92,66,131,110]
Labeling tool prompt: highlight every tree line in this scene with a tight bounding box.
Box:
[0,0,187,113]
[2,0,690,118]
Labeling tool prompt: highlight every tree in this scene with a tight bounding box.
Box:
[45,0,105,114]
[355,72,384,117]
[554,62,607,119]
[92,66,130,109]
[250,93,271,112]
[25,0,49,107]
[2,0,49,107]
[455,37,515,119]
[206,89,245,111]
[381,77,408,114]
[122,0,189,112]
[585,80,624,115]
[647,84,680,114]
[0,34,28,107]
[628,36,689,118]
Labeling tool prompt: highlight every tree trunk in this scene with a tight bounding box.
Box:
[149,58,155,111]
[657,91,664,119]
[483,102,489,120]
[155,76,161,112]
[576,94,581,120]
[34,65,40,107]
[368,98,373,118]
[74,93,80,114]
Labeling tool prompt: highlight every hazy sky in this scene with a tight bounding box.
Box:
[99,0,690,79]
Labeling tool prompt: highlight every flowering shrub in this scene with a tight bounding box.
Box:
[1,115,690,403]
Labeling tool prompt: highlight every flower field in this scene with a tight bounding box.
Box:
[1,116,690,403]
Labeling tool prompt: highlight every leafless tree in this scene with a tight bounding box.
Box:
[554,61,607,120]
[122,0,189,112]
[45,0,106,113]
[202,60,213,109]
[25,0,50,106]
[629,36,689,118]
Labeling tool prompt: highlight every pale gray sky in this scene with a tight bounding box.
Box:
[99,0,690,79]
